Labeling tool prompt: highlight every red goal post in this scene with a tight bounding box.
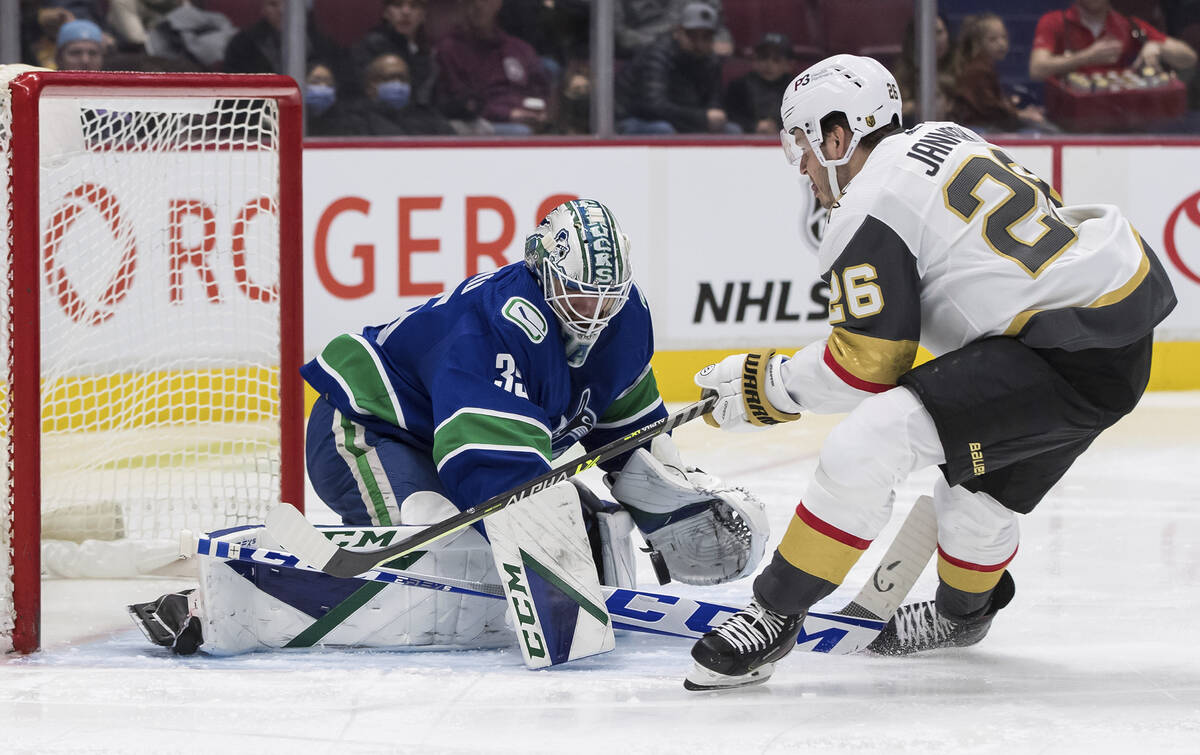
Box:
[1,68,305,654]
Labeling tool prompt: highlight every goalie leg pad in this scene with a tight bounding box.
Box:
[485,480,614,669]
[608,435,769,585]
[179,524,508,655]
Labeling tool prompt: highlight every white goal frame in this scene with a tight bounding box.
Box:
[1,70,305,654]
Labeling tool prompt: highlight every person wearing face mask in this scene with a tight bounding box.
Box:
[304,62,357,136]
[350,0,436,104]
[348,53,453,136]
[614,2,740,135]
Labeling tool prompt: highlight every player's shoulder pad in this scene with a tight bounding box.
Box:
[482,264,559,349]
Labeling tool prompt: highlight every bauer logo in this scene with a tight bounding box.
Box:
[969,442,986,475]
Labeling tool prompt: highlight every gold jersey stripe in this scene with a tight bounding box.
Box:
[1004,224,1152,337]
[826,327,919,387]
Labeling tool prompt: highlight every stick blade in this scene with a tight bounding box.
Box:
[833,495,938,651]
[264,504,340,571]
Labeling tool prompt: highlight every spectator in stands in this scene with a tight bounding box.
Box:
[107,0,179,52]
[351,0,436,105]
[348,53,455,136]
[1029,0,1197,82]
[724,32,796,135]
[143,1,236,70]
[434,0,552,136]
[223,0,283,73]
[55,19,105,71]
[555,58,593,134]
[305,61,358,137]
[223,0,344,82]
[615,2,739,134]
[615,0,731,59]
[499,0,590,84]
[24,2,75,68]
[951,13,1054,134]
[45,1,104,25]
[892,13,954,126]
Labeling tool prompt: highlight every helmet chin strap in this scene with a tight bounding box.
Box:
[822,130,847,201]
[825,163,842,202]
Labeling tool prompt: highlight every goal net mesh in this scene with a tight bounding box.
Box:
[2,68,293,652]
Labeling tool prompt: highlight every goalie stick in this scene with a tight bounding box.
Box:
[187,496,936,653]
[265,396,716,579]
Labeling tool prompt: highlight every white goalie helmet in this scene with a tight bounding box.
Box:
[524,199,633,366]
[780,54,902,179]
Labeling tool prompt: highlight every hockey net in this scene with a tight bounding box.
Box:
[1,68,304,654]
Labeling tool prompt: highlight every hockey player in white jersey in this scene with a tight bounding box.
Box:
[684,54,1177,690]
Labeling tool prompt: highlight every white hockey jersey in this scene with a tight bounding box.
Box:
[781,121,1176,414]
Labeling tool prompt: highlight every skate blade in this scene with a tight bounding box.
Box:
[683,661,774,691]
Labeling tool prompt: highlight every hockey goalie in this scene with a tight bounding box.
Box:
[129,199,768,661]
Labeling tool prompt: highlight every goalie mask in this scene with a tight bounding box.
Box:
[607,436,769,586]
[780,54,901,198]
[524,199,633,367]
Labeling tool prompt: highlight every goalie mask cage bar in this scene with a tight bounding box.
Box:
[0,69,305,654]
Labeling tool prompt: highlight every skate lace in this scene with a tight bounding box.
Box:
[892,601,956,648]
[712,600,788,653]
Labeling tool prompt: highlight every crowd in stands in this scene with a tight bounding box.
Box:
[14,0,1200,136]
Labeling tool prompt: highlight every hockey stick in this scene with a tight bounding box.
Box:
[822,494,938,652]
[266,396,717,579]
[188,496,936,654]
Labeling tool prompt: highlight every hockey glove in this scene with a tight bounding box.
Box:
[607,435,769,585]
[694,349,802,431]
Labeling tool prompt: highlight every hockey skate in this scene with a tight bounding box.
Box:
[684,600,805,691]
[127,590,203,655]
[867,571,1015,656]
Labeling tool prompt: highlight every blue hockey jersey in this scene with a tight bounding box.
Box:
[301,262,667,513]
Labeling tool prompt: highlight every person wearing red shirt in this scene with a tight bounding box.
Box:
[1029,0,1196,81]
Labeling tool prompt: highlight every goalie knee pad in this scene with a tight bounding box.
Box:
[572,480,637,589]
[607,435,769,585]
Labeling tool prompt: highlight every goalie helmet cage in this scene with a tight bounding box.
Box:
[0,68,305,654]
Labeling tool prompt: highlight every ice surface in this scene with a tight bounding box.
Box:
[4,394,1199,754]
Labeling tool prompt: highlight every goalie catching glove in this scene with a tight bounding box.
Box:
[606,435,768,585]
[694,349,803,430]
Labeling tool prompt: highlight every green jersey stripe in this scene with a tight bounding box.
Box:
[597,367,662,428]
[433,411,552,468]
[317,333,406,428]
[335,412,396,525]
